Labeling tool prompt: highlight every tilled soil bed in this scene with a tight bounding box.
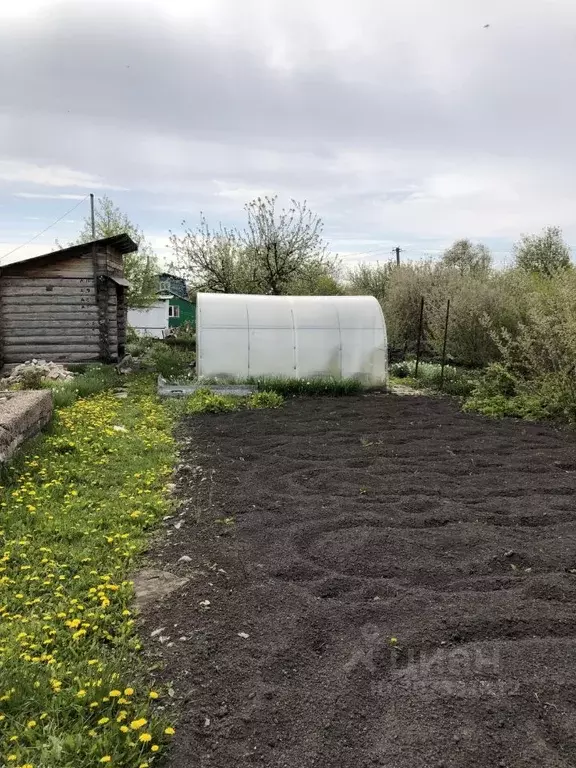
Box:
[143,395,576,768]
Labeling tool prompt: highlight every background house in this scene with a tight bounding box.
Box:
[0,234,136,366]
[158,271,196,329]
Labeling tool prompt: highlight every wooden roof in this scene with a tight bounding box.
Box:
[0,234,138,271]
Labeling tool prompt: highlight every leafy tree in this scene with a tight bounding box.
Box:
[170,196,336,295]
[76,195,159,307]
[347,262,393,302]
[441,239,492,275]
[513,226,572,277]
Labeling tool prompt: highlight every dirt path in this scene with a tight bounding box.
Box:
[142,395,576,768]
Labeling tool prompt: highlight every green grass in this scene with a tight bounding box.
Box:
[0,377,177,767]
[249,376,364,397]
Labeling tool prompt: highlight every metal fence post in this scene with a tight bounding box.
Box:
[439,299,451,391]
[414,296,425,378]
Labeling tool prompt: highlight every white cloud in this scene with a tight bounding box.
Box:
[0,161,125,190]
[1,0,576,263]
[14,192,87,200]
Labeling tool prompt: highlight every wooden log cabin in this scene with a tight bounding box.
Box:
[0,234,137,366]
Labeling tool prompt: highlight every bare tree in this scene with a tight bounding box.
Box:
[169,216,252,293]
[170,196,334,295]
[240,196,329,294]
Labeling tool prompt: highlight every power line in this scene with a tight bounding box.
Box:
[0,194,89,262]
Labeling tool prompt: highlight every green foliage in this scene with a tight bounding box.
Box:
[185,388,284,413]
[513,225,571,277]
[347,261,393,303]
[440,239,492,275]
[247,391,284,409]
[75,195,159,308]
[389,361,477,396]
[141,343,195,379]
[251,376,364,396]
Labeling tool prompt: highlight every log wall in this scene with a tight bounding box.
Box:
[0,246,127,365]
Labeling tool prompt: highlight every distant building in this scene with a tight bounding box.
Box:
[157,272,196,329]
[0,234,136,366]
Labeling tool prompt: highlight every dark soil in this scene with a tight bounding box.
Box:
[143,395,576,768]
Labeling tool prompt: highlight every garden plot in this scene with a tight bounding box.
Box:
[144,395,576,768]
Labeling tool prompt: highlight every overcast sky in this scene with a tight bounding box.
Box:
[1,0,575,267]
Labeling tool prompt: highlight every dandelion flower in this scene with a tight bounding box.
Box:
[120,725,129,733]
[109,690,121,697]
[148,691,159,699]
[151,745,160,752]
[99,758,112,764]
[98,717,110,725]
[130,718,147,730]
[164,727,175,735]
[27,720,37,728]
[139,733,152,743]
[124,688,134,696]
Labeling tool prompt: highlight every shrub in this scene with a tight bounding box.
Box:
[186,388,238,413]
[185,388,284,413]
[247,391,284,409]
[142,343,195,379]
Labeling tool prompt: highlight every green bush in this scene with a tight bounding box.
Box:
[142,343,195,379]
[186,388,238,413]
[185,388,284,414]
[247,391,284,409]
[251,376,364,396]
[466,270,576,423]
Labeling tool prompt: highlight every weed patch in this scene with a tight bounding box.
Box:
[0,381,177,766]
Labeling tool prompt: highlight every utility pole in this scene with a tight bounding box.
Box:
[394,246,402,266]
[90,193,96,240]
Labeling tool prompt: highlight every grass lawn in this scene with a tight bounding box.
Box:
[0,377,177,768]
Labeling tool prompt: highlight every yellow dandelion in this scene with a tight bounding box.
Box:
[120,725,129,733]
[27,720,36,728]
[139,733,152,743]
[124,688,134,696]
[109,690,121,697]
[97,717,110,725]
[116,711,127,722]
[76,689,87,698]
[148,691,159,699]
[99,758,112,764]
[164,727,175,735]
[130,718,147,730]
[151,745,160,752]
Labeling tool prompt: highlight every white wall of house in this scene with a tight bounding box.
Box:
[128,299,170,339]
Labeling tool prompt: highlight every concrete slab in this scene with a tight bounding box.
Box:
[0,390,53,464]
